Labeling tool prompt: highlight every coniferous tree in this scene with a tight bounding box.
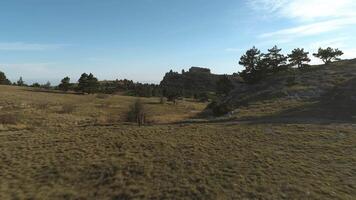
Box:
[58,76,71,91]
[86,73,99,94]
[0,71,11,85]
[239,46,261,72]
[77,73,88,92]
[313,47,343,64]
[262,45,287,72]
[42,81,51,89]
[288,48,311,68]
[17,77,25,86]
[238,46,265,83]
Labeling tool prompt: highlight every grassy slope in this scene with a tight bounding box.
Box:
[0,77,356,199]
[223,59,356,122]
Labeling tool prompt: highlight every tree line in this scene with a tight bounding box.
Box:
[239,46,343,83]
[0,46,345,102]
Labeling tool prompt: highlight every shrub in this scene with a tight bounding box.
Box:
[96,93,110,99]
[0,113,20,125]
[160,96,167,104]
[59,104,76,114]
[208,101,233,116]
[36,102,50,110]
[127,99,146,126]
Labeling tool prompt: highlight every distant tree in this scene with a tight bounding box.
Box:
[86,73,99,93]
[31,82,41,88]
[288,48,311,68]
[0,71,11,85]
[42,81,51,89]
[77,73,99,94]
[239,47,265,83]
[239,46,261,73]
[77,73,89,92]
[216,75,234,96]
[17,77,25,86]
[313,47,344,64]
[262,45,287,72]
[58,76,71,91]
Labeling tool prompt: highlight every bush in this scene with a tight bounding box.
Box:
[0,113,20,125]
[96,93,110,99]
[59,104,76,114]
[208,101,233,116]
[36,102,50,110]
[160,96,167,104]
[127,99,146,126]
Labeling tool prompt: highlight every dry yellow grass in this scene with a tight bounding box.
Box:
[0,85,355,199]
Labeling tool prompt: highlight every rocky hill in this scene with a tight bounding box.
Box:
[160,67,229,97]
[212,59,356,121]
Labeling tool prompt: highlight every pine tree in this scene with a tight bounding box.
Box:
[59,76,71,91]
[0,71,11,85]
[17,77,25,86]
[288,48,311,68]
[238,46,265,83]
[313,47,343,64]
[262,45,287,72]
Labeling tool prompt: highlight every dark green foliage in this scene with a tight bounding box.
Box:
[17,77,25,86]
[58,77,71,91]
[160,67,222,100]
[239,46,261,74]
[95,79,160,97]
[216,75,234,96]
[288,48,311,68]
[77,73,99,94]
[133,83,161,97]
[238,47,265,84]
[31,83,41,88]
[42,81,51,89]
[313,47,343,64]
[194,92,210,102]
[0,71,11,85]
[208,101,233,116]
[239,46,295,84]
[262,45,287,72]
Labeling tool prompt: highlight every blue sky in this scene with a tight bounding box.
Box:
[0,0,356,84]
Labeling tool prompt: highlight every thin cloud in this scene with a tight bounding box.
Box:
[0,42,70,51]
[225,48,244,52]
[248,0,356,21]
[259,18,356,38]
[249,0,356,41]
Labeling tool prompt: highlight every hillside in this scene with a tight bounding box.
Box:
[212,59,356,122]
[160,67,227,98]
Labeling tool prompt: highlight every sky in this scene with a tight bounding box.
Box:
[0,0,355,84]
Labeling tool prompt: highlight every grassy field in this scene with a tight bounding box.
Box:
[0,85,355,199]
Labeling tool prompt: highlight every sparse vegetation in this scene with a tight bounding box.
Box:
[59,103,76,114]
[0,50,354,200]
[127,99,146,126]
[0,113,20,125]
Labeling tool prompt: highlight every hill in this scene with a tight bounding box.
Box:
[160,67,230,98]
[209,59,356,122]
